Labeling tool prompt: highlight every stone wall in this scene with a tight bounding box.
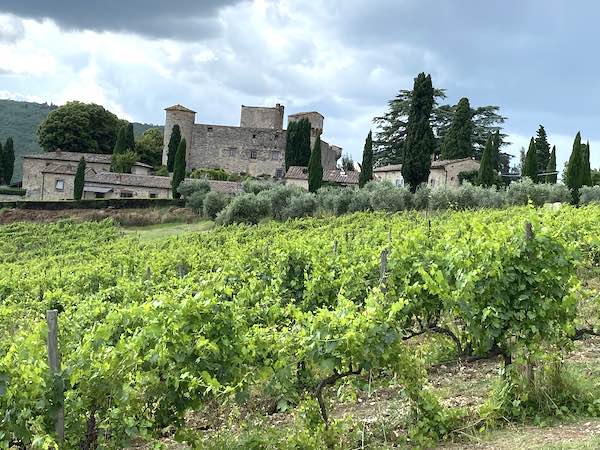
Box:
[429,160,480,188]
[288,112,324,147]
[374,169,404,187]
[189,124,287,177]
[240,105,284,129]
[41,172,75,200]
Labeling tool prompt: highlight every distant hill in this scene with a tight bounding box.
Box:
[0,99,162,183]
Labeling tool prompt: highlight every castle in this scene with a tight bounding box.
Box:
[162,104,342,178]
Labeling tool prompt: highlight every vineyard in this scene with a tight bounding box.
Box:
[1,206,600,449]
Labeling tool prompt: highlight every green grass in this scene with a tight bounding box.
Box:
[121,220,214,241]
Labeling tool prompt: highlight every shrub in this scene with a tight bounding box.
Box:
[187,191,207,212]
[190,167,242,182]
[203,191,228,219]
[281,192,318,219]
[242,179,277,194]
[580,185,600,204]
[216,193,271,225]
[412,184,430,210]
[369,181,407,212]
[333,188,356,215]
[316,186,340,214]
[428,187,454,210]
[348,189,371,212]
[154,165,169,177]
[265,185,305,219]
[177,179,211,198]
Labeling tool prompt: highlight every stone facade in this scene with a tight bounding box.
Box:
[284,166,359,190]
[162,103,342,178]
[373,158,481,188]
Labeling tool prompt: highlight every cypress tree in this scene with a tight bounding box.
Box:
[73,156,86,201]
[566,132,584,204]
[545,146,557,184]
[113,126,127,154]
[2,137,14,186]
[522,137,538,182]
[297,119,312,167]
[582,141,592,186]
[308,135,323,193]
[284,120,298,170]
[534,125,551,175]
[401,73,435,192]
[358,131,373,188]
[171,138,186,199]
[439,97,473,160]
[0,140,4,185]
[125,122,135,152]
[492,129,502,171]
[477,135,495,187]
[167,124,182,172]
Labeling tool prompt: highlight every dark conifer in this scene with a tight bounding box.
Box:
[440,97,473,159]
[2,138,14,185]
[172,138,186,199]
[545,146,557,184]
[308,135,323,193]
[167,124,182,172]
[534,125,551,175]
[125,123,135,152]
[477,135,495,187]
[566,132,584,203]
[73,156,86,200]
[113,126,127,154]
[522,137,538,182]
[358,131,373,188]
[582,141,592,186]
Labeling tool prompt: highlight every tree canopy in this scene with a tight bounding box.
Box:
[172,138,187,199]
[358,131,373,188]
[37,101,121,154]
[534,125,551,174]
[439,97,473,159]
[136,128,163,167]
[477,135,495,187]
[545,146,557,184]
[285,119,311,170]
[1,137,14,185]
[74,157,86,201]
[308,135,323,193]
[565,132,584,203]
[167,125,181,172]
[522,137,538,182]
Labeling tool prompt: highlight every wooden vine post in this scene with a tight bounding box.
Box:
[46,309,64,443]
[523,222,535,384]
[379,249,389,291]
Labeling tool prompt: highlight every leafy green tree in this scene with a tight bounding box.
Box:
[308,135,323,193]
[566,132,584,203]
[167,124,182,172]
[340,154,355,171]
[401,73,435,192]
[439,97,473,159]
[172,138,187,199]
[2,137,14,185]
[534,125,551,175]
[358,131,373,187]
[374,87,506,166]
[477,135,495,187]
[285,119,311,169]
[111,150,139,173]
[582,141,592,186]
[545,145,557,184]
[113,126,127,154]
[73,156,86,200]
[136,128,163,167]
[522,137,538,182]
[37,101,121,153]
[125,122,135,152]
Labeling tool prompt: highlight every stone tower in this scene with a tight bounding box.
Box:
[287,111,324,147]
[240,104,285,129]
[163,104,196,167]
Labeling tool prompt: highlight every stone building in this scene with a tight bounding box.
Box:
[21,150,241,200]
[162,104,342,178]
[373,158,480,188]
[285,166,359,190]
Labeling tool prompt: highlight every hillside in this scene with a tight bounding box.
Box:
[0,99,162,182]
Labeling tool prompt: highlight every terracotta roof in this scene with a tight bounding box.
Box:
[374,164,403,172]
[165,104,196,113]
[430,157,478,168]
[285,166,359,185]
[24,151,153,168]
[41,163,97,176]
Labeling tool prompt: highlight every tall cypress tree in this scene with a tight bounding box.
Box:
[492,129,502,171]
[522,137,538,182]
[439,97,473,160]
[582,141,592,186]
[125,123,135,152]
[308,135,323,193]
[534,125,551,175]
[297,119,312,167]
[477,135,495,187]
[401,73,435,192]
[566,132,584,204]
[113,126,127,154]
[167,124,182,172]
[73,156,86,201]
[172,138,186,199]
[545,146,557,184]
[0,141,4,185]
[358,131,373,188]
[2,137,14,186]
[284,120,298,170]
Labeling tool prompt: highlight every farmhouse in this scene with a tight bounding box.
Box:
[284,166,359,189]
[374,158,480,188]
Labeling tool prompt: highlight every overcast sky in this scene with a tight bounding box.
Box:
[0,0,598,171]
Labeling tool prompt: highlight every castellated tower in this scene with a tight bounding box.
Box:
[287,111,324,148]
[163,104,196,167]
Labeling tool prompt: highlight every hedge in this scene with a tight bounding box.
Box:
[0,198,185,210]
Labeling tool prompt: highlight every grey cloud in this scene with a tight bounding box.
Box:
[0,14,24,42]
[0,1,243,40]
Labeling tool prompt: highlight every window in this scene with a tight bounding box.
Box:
[120,191,134,198]
[149,193,157,199]
[271,151,281,161]
[95,193,105,199]
[224,147,237,157]
[276,168,284,178]
[430,179,436,187]
[55,179,64,191]
[249,149,258,159]
[252,134,257,139]
[207,126,213,133]
[395,178,404,187]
